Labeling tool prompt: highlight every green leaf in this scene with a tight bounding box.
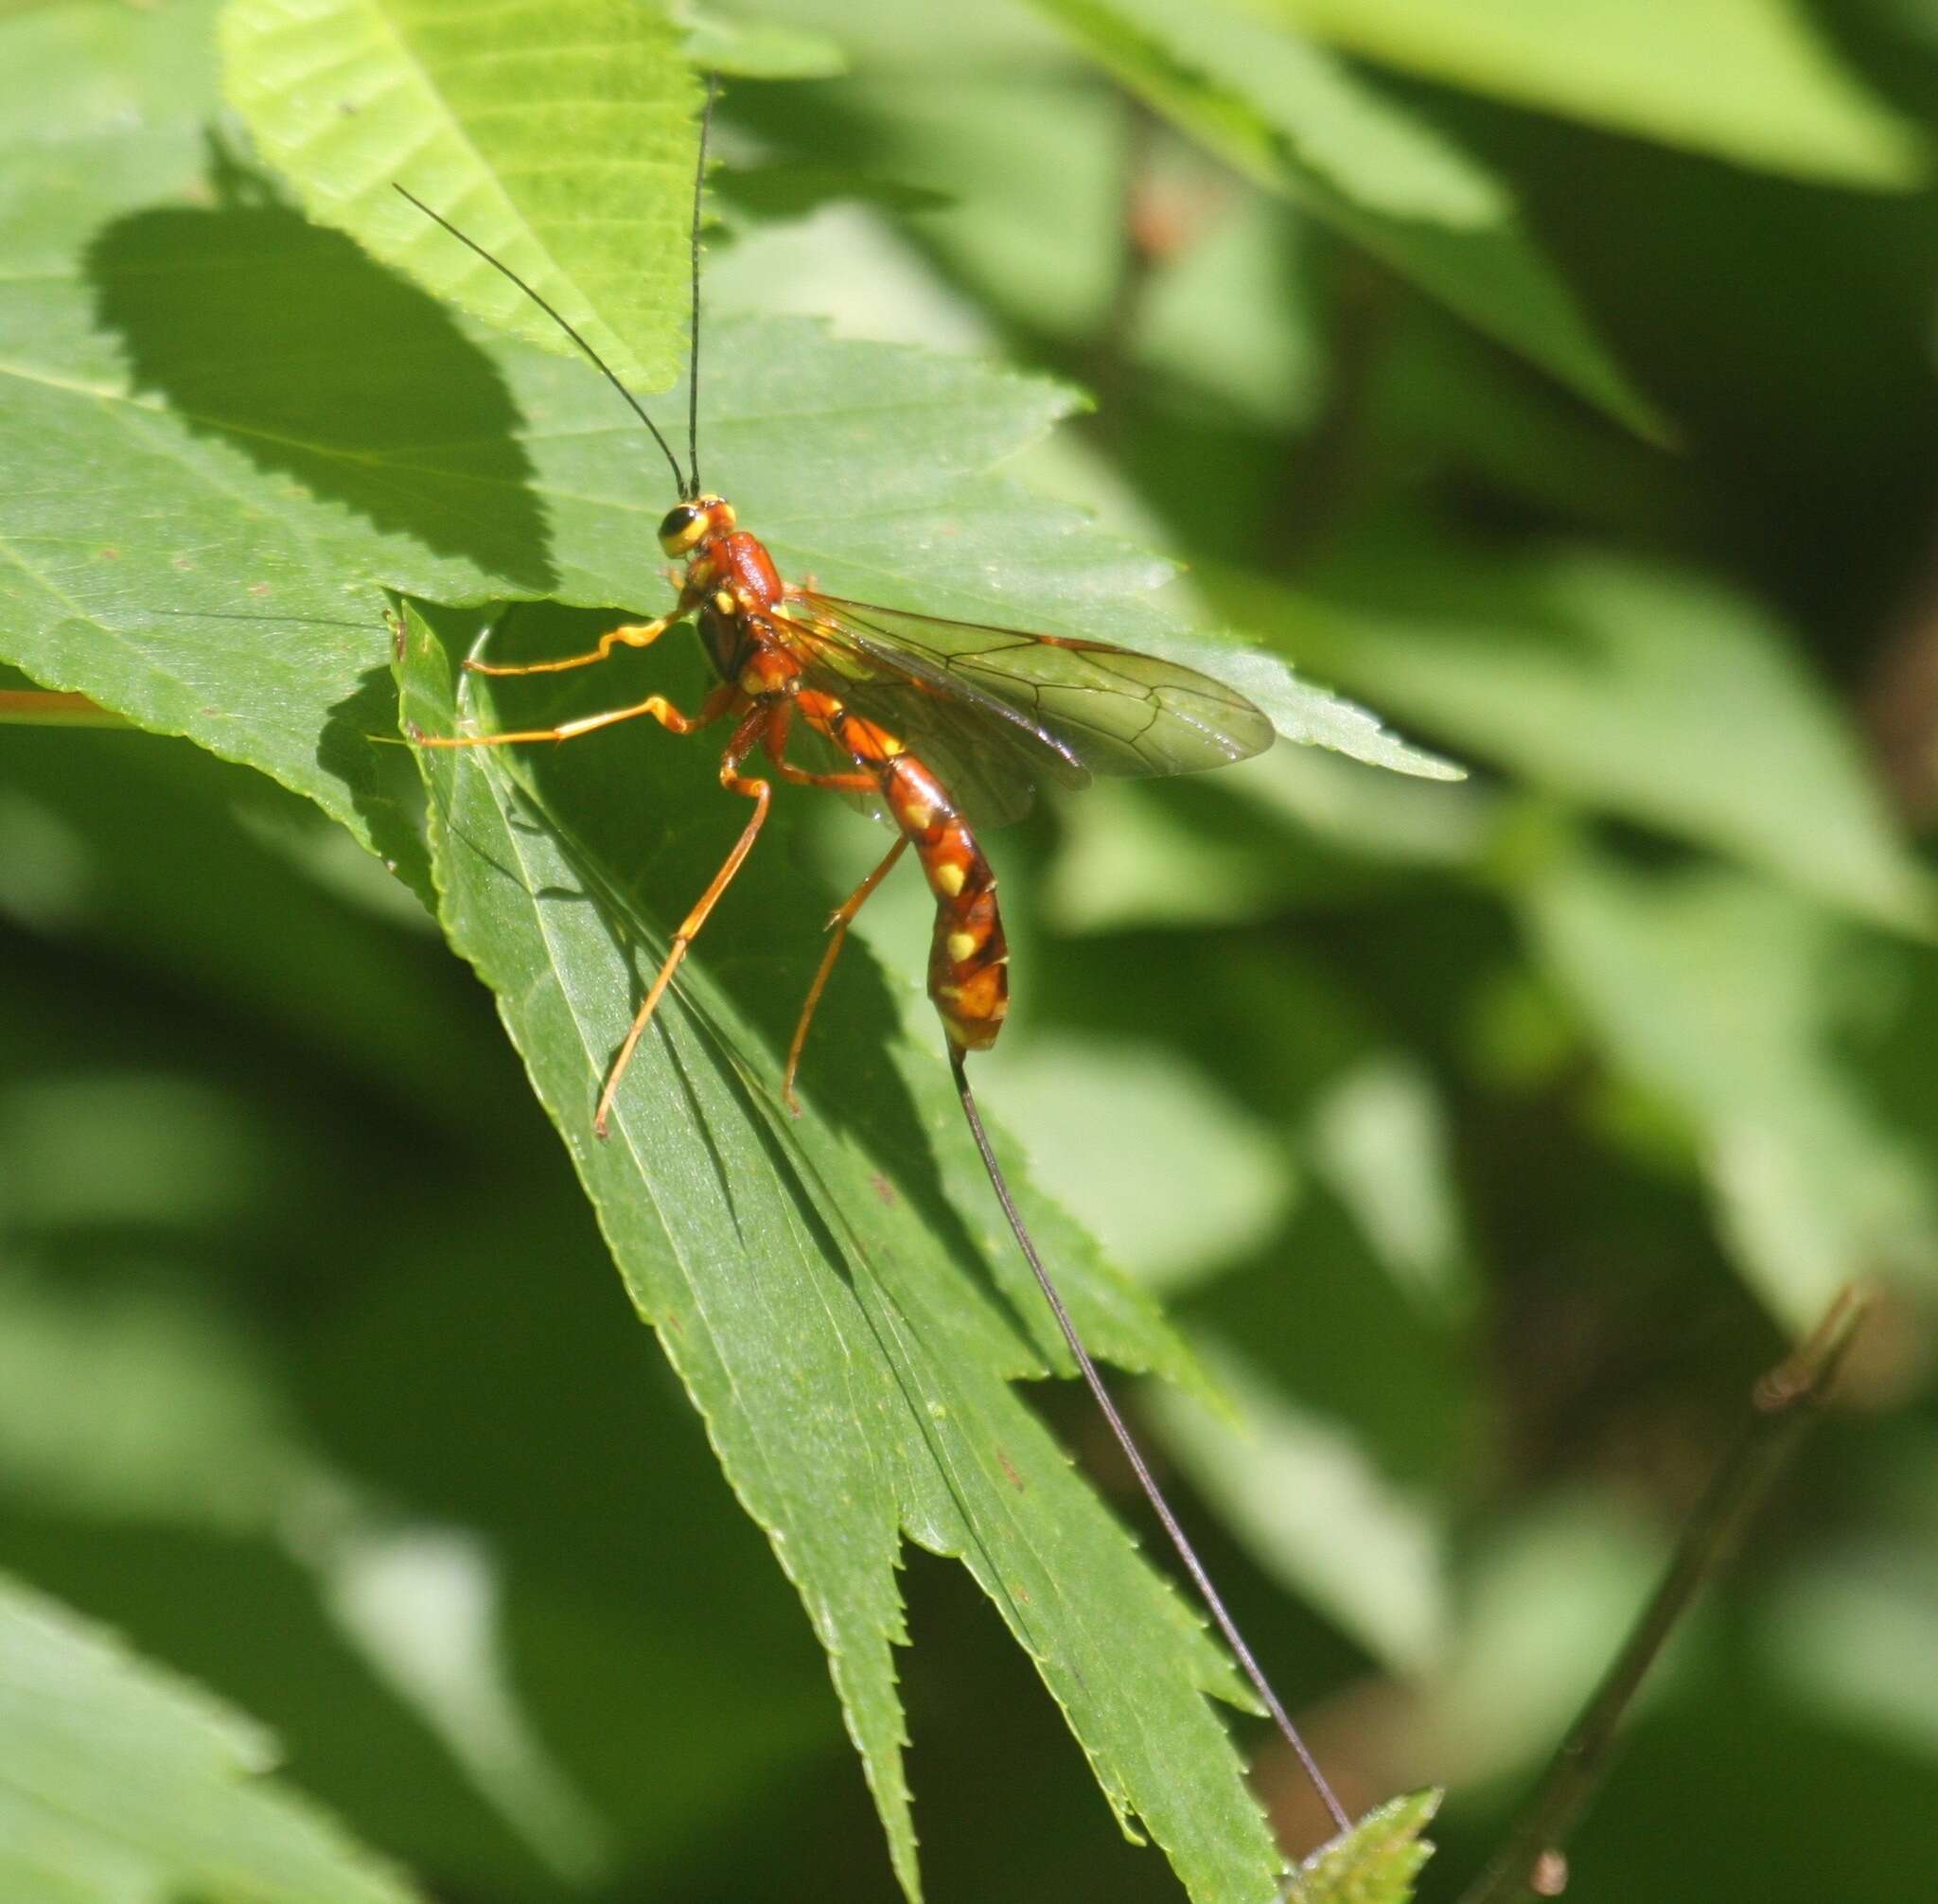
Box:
[1524,856,1938,1329]
[980,1032,1297,1296]
[1294,1789,1440,1902]
[0,0,1437,886]
[1259,0,1929,189]
[1164,634,1464,782]
[0,1571,423,1903]
[1213,543,1938,936]
[675,2,848,79]
[1303,1055,1472,1321]
[221,0,700,394]
[1028,0,1664,437]
[1059,0,1514,230]
[395,596,1284,1903]
[8,122,1405,981]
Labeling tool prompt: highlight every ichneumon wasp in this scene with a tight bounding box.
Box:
[403,75,1349,1842]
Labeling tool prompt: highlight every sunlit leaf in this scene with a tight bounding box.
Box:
[1216,543,1937,935]
[675,2,848,79]
[1029,0,1663,436]
[979,1032,1296,1296]
[0,0,1439,903]
[1163,634,1462,782]
[1294,1789,1439,1903]
[1525,856,1938,1329]
[222,0,699,394]
[1260,0,1929,188]
[1150,1340,1450,1674]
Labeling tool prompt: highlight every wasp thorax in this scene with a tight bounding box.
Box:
[658,495,735,557]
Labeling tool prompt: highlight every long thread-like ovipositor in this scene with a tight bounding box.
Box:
[948,1046,1351,1838]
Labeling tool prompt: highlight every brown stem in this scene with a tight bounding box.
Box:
[1271,246,1395,573]
[1088,95,1169,434]
[1454,1286,1873,1904]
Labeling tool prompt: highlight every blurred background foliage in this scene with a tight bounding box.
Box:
[4,0,1938,1898]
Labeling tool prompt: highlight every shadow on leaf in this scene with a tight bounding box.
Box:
[86,202,556,593]
[319,657,436,908]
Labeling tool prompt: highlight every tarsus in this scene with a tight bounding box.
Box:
[947,1045,1351,1839]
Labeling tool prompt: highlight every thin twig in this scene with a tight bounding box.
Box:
[1271,247,1395,573]
[1454,1286,1873,1904]
[949,1045,1351,1838]
[1088,95,1166,434]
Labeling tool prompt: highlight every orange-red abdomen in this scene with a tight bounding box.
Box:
[799,694,1010,1053]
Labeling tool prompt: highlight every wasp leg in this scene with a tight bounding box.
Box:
[593,706,770,1138]
[757,696,877,797]
[763,699,904,1111]
[783,835,909,1115]
[465,605,688,677]
[771,759,877,794]
[412,679,738,749]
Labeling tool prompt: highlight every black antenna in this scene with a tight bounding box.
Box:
[948,1047,1352,1840]
[392,183,687,498]
[687,71,718,499]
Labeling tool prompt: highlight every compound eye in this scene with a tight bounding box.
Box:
[658,503,706,556]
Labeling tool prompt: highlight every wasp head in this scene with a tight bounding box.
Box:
[659,495,735,558]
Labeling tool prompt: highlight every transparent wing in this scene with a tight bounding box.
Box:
[773,592,1274,830]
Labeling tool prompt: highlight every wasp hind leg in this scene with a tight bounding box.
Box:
[783,836,909,1115]
[593,707,771,1138]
